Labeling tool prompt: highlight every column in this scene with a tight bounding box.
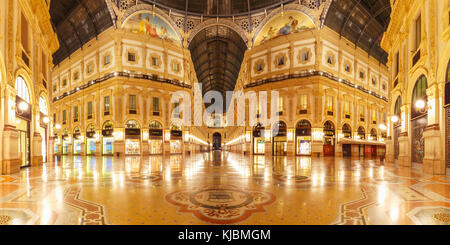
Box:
[398,104,411,167]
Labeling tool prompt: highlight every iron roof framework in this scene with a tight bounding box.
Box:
[188,25,247,110]
[324,0,391,64]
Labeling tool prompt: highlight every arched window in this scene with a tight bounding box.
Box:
[370,128,377,140]
[342,124,352,138]
[149,121,163,129]
[39,96,48,115]
[445,60,450,105]
[394,96,402,116]
[87,124,95,132]
[15,76,30,103]
[103,121,114,130]
[357,126,365,139]
[411,75,427,117]
[125,120,140,129]
[171,124,181,131]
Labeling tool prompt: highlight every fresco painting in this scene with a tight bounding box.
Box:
[254,11,315,46]
[123,12,180,43]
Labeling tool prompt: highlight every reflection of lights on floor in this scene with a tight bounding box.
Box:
[390,207,399,221]
[378,184,387,204]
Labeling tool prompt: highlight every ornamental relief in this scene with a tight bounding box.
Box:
[297,47,312,64]
[253,59,266,75]
[274,53,288,69]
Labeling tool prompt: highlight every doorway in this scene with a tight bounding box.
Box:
[212,132,222,150]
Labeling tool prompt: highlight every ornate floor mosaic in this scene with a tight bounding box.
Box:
[0,153,448,225]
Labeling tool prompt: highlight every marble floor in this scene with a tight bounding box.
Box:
[0,151,449,225]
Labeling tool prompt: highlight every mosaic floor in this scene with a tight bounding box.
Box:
[0,152,449,225]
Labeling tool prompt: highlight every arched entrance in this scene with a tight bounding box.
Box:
[342,123,352,157]
[86,124,96,155]
[393,96,402,160]
[411,75,428,163]
[272,121,287,156]
[62,129,69,155]
[323,121,335,156]
[170,124,182,154]
[295,120,311,156]
[125,120,141,155]
[149,121,163,154]
[365,128,378,157]
[38,96,49,162]
[102,121,114,155]
[73,127,82,155]
[15,76,32,167]
[445,60,450,168]
[212,133,222,150]
[253,123,265,155]
[357,126,365,157]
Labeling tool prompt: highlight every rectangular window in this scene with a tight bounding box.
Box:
[360,105,365,118]
[74,106,78,121]
[53,85,57,92]
[174,102,180,117]
[153,97,159,112]
[301,52,309,62]
[63,79,67,87]
[62,110,66,124]
[129,95,137,110]
[372,109,377,123]
[128,52,136,62]
[21,13,29,53]
[344,101,350,116]
[104,55,110,66]
[87,101,93,118]
[53,113,56,124]
[42,51,47,80]
[395,51,399,77]
[87,64,93,74]
[104,96,110,114]
[173,62,180,72]
[300,94,308,110]
[415,14,421,51]
[278,97,283,112]
[152,57,159,66]
[326,95,333,112]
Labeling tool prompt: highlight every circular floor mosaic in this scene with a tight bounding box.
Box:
[166,185,275,224]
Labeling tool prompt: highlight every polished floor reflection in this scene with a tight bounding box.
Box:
[0,152,449,225]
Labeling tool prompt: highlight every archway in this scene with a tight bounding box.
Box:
[149,121,163,154]
[15,76,32,167]
[393,96,402,160]
[323,121,335,156]
[411,75,428,163]
[342,123,352,157]
[86,124,96,155]
[272,121,287,156]
[253,123,265,155]
[357,126,366,157]
[125,120,141,155]
[295,120,311,156]
[102,121,114,155]
[212,133,222,150]
[170,123,182,154]
[61,129,69,155]
[73,127,82,155]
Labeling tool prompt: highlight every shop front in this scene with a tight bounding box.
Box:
[170,124,183,154]
[86,124,96,155]
[253,123,265,155]
[38,96,49,162]
[149,121,163,155]
[357,126,365,157]
[62,130,70,155]
[73,127,82,155]
[295,120,311,156]
[342,124,352,157]
[272,121,287,156]
[323,121,335,156]
[15,76,32,167]
[102,121,114,155]
[125,120,141,155]
[411,75,428,163]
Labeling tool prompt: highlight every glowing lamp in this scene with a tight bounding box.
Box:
[379,124,387,131]
[43,117,50,124]
[415,99,426,110]
[391,115,399,123]
[18,101,28,111]
[55,124,61,130]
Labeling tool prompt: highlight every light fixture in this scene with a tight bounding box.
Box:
[415,99,426,110]
[43,116,50,124]
[391,115,399,123]
[55,124,61,130]
[18,101,28,111]
[379,124,387,131]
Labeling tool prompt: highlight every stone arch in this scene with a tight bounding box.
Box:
[120,4,183,45]
[251,3,317,47]
[187,19,249,46]
[406,67,428,105]
[14,68,35,104]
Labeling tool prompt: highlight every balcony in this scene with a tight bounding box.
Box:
[153,111,160,116]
